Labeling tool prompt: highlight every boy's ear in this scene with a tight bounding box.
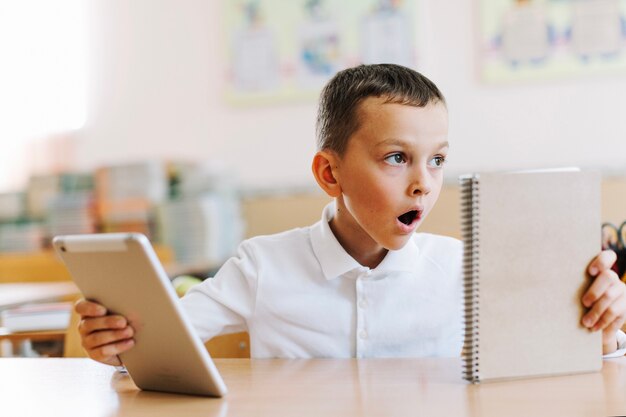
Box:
[312,151,342,198]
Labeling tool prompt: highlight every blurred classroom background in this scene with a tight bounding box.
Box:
[1,0,626,356]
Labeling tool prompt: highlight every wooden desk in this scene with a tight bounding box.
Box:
[2,357,626,416]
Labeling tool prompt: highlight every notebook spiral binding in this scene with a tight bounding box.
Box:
[460,175,480,383]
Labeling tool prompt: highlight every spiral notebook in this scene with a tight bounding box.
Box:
[460,169,602,383]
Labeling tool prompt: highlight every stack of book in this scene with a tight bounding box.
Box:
[157,193,243,268]
[0,192,25,223]
[26,173,93,221]
[95,162,169,239]
[0,223,45,253]
[0,302,72,333]
[25,175,60,221]
[46,192,97,238]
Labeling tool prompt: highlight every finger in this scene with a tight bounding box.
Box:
[74,299,107,318]
[592,297,625,332]
[90,339,135,365]
[582,270,617,308]
[82,327,135,350]
[603,316,625,344]
[78,315,128,337]
[583,282,624,329]
[594,291,626,332]
[588,250,617,276]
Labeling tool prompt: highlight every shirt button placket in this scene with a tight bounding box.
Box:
[355,269,370,358]
[355,277,363,358]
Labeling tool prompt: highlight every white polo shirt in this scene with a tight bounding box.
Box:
[181,202,463,358]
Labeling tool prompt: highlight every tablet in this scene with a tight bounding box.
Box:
[53,233,227,397]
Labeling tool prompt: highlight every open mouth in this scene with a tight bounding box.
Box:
[398,210,419,226]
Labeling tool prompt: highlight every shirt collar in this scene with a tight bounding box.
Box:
[310,202,421,280]
[310,202,362,280]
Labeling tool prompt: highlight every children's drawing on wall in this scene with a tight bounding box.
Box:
[296,0,341,88]
[231,1,279,92]
[567,0,625,61]
[223,0,418,105]
[481,0,626,82]
[360,0,414,67]
[497,0,555,66]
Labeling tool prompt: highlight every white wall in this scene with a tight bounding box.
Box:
[74,0,626,191]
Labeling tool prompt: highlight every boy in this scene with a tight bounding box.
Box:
[76,64,626,364]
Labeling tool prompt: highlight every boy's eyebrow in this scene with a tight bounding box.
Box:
[376,138,450,150]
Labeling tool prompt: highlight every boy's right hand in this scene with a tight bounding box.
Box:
[75,299,135,366]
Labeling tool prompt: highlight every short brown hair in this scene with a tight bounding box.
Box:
[315,64,446,156]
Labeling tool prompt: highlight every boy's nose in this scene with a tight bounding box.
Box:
[409,175,432,196]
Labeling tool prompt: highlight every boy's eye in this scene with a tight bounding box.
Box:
[429,156,446,168]
[384,153,406,166]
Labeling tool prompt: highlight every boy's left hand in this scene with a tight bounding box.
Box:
[582,250,626,354]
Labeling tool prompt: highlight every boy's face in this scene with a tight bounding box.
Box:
[332,97,449,251]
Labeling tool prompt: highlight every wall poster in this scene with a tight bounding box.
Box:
[481,0,626,82]
[223,0,418,105]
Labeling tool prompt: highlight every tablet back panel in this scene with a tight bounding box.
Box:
[53,233,227,397]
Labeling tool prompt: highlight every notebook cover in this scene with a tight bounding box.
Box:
[461,170,602,383]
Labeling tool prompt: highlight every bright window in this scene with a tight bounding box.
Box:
[0,0,88,190]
